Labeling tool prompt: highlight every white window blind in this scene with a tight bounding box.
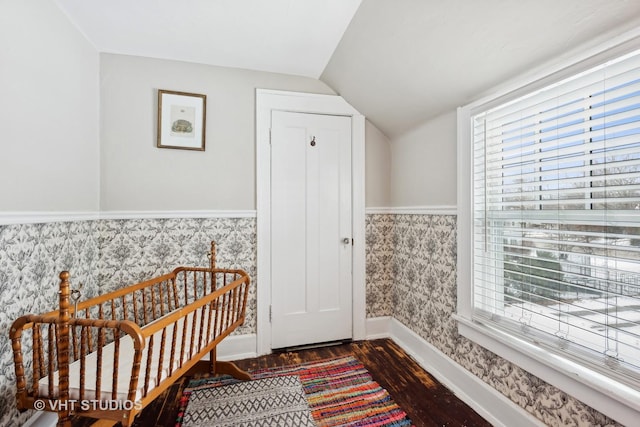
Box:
[472,49,640,385]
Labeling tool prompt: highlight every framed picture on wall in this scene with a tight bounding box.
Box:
[157,89,206,151]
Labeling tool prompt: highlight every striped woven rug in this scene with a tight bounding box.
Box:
[177,355,413,426]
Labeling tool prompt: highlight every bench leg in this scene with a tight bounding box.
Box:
[210,348,251,380]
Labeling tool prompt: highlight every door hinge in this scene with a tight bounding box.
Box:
[269,128,272,144]
[269,305,272,322]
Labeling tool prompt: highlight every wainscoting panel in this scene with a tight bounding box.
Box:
[365,214,393,317]
[0,216,257,427]
[98,217,257,335]
[366,212,622,427]
[1,213,624,426]
[0,221,100,426]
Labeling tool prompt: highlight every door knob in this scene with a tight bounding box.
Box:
[343,238,351,244]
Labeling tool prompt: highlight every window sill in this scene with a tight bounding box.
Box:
[452,313,640,426]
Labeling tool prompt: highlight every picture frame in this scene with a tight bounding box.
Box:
[157,89,206,151]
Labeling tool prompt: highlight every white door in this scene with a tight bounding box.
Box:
[270,110,353,349]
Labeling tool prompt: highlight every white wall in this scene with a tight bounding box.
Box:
[0,0,99,212]
[390,111,456,207]
[365,120,391,207]
[100,54,336,211]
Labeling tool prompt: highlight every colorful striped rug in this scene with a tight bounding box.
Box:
[176,356,414,426]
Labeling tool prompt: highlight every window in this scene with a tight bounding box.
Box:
[458,46,640,420]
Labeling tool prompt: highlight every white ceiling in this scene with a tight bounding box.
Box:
[322,0,640,138]
[53,0,640,139]
[54,0,362,78]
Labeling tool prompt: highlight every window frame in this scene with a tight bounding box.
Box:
[456,34,640,425]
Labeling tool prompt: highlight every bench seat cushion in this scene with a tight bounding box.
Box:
[39,308,206,402]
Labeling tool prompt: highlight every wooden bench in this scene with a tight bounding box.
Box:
[10,242,250,426]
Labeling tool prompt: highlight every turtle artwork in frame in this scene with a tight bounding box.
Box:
[157,89,206,151]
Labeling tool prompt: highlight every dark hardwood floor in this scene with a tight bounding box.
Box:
[73,338,491,427]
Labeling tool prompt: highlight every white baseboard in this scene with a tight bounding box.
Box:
[365,316,392,339]
[388,318,545,427]
[22,411,57,427]
[25,325,543,427]
[202,333,257,361]
[365,317,543,427]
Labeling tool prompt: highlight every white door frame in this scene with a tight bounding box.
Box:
[256,89,366,356]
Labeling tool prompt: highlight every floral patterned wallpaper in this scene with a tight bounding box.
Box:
[365,214,393,317]
[0,213,624,426]
[97,218,257,335]
[0,217,256,427]
[0,221,100,427]
[366,213,622,427]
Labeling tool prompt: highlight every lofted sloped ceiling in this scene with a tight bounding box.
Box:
[53,0,362,78]
[321,0,640,138]
[54,0,640,139]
